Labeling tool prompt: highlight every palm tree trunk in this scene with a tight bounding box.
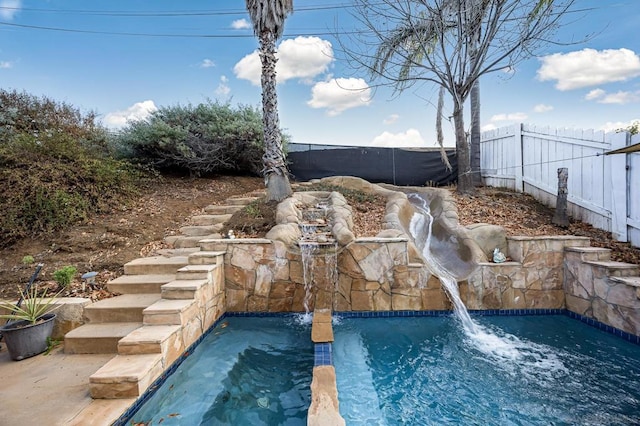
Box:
[453,99,474,194]
[259,31,292,202]
[470,79,482,187]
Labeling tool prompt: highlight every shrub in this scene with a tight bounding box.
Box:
[0,90,147,247]
[53,265,77,290]
[113,101,289,176]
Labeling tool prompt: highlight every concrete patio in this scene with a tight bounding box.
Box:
[0,342,133,425]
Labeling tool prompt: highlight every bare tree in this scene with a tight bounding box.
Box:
[246,0,294,201]
[343,0,575,194]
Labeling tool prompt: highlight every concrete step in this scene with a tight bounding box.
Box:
[143,299,198,326]
[179,224,224,237]
[584,261,640,277]
[226,196,259,206]
[89,353,164,399]
[123,256,189,275]
[153,247,201,257]
[161,279,209,300]
[565,246,612,262]
[165,234,222,248]
[610,275,640,288]
[191,214,233,226]
[204,204,244,215]
[117,325,183,361]
[188,250,225,265]
[176,264,218,280]
[107,274,176,294]
[199,238,271,251]
[84,294,161,323]
[64,322,142,354]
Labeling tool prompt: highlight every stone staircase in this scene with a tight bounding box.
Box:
[63,194,263,399]
[564,246,640,335]
[164,194,262,248]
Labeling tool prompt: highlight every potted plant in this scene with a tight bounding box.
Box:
[0,278,61,361]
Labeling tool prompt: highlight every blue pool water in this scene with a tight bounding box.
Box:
[130,316,313,425]
[334,315,640,425]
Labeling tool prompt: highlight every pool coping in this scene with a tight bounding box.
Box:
[112,308,640,425]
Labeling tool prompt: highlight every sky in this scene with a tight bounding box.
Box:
[0,0,639,148]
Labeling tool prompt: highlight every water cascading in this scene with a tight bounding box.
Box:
[407,193,553,366]
[408,194,478,334]
[298,203,338,317]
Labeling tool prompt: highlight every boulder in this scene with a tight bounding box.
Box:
[466,223,508,261]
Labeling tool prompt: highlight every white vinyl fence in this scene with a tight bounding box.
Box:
[480,124,639,248]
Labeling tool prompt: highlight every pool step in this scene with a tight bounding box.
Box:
[143,299,198,326]
[176,264,218,281]
[225,196,259,206]
[584,260,639,277]
[188,250,225,265]
[118,325,183,361]
[123,256,189,275]
[107,274,176,294]
[565,246,612,262]
[161,279,209,300]
[84,294,161,323]
[65,322,142,354]
[89,354,164,399]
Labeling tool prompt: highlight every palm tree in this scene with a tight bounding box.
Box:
[245,0,293,202]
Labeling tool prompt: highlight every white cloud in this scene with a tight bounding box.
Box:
[231,18,251,30]
[0,61,12,69]
[481,123,498,132]
[585,88,640,104]
[370,129,426,147]
[598,91,640,104]
[0,0,21,20]
[537,48,640,90]
[600,119,640,133]
[383,114,400,125]
[490,112,528,122]
[585,88,606,100]
[200,59,215,68]
[533,104,553,113]
[215,75,230,97]
[234,36,333,85]
[307,77,371,116]
[103,100,157,128]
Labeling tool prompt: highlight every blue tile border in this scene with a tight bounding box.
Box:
[314,343,333,366]
[334,309,639,345]
[565,310,640,345]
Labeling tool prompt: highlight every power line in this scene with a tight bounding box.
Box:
[0,3,357,17]
[0,20,361,38]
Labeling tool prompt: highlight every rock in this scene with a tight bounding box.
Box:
[466,223,507,261]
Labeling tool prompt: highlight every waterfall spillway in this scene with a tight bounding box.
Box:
[298,202,338,315]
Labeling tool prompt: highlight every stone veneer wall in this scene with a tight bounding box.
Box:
[564,247,640,336]
[463,236,590,310]
[198,235,602,314]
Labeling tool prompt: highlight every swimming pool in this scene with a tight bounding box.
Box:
[334,314,640,425]
[128,316,313,425]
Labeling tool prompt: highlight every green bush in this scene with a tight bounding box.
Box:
[53,265,77,289]
[113,101,288,176]
[0,90,147,247]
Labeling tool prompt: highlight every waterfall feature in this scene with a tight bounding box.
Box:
[298,201,338,316]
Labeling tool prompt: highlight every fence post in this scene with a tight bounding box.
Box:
[514,123,524,192]
[608,132,628,242]
[552,168,569,227]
